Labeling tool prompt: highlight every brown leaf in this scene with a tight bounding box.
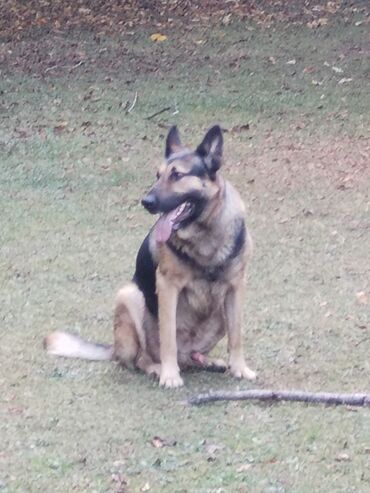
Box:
[53,121,69,135]
[150,33,167,42]
[150,436,176,448]
[335,453,350,462]
[204,442,224,455]
[356,292,370,305]
[236,463,253,472]
[231,124,250,133]
[8,406,24,415]
[307,18,328,28]
[15,128,33,139]
[111,473,129,493]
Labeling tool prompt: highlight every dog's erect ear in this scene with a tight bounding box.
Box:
[196,125,223,177]
[165,126,182,158]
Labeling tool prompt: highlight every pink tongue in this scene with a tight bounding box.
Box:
[154,210,178,243]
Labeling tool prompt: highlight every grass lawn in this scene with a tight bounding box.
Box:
[1,4,370,492]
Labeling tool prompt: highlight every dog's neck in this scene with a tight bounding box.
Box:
[169,178,245,268]
[168,220,245,282]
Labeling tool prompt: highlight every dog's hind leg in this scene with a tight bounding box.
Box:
[114,282,161,377]
[113,282,147,369]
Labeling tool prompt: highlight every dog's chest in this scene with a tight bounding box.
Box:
[179,278,227,319]
[143,278,228,362]
[174,278,227,357]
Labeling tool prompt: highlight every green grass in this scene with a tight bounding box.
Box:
[1,15,370,493]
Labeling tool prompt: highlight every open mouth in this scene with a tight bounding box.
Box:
[154,201,194,242]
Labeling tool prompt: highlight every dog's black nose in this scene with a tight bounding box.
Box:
[141,193,159,214]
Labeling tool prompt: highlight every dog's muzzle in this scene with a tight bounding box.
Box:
[141,193,159,214]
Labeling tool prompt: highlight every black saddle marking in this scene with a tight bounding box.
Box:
[133,234,158,317]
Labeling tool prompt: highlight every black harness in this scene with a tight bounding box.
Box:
[167,221,246,282]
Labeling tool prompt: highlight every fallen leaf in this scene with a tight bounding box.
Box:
[286,59,296,65]
[111,472,129,493]
[204,442,224,455]
[141,483,150,492]
[53,121,69,134]
[308,17,329,28]
[236,463,253,472]
[231,124,250,133]
[150,33,167,42]
[338,78,352,84]
[78,7,91,15]
[356,292,369,305]
[332,65,343,73]
[335,453,350,462]
[15,128,33,138]
[222,14,232,25]
[150,436,176,448]
[8,406,24,415]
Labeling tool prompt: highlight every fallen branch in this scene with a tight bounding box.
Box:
[145,106,171,120]
[189,389,370,407]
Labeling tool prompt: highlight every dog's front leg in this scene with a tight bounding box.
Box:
[156,271,183,388]
[225,284,256,380]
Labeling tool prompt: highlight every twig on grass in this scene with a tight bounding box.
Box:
[70,60,85,70]
[45,65,58,73]
[127,91,138,113]
[189,389,370,407]
[45,60,85,74]
[172,100,179,115]
[145,106,171,120]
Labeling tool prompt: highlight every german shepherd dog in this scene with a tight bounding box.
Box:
[44,125,256,388]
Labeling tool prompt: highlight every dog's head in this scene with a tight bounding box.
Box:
[142,125,224,241]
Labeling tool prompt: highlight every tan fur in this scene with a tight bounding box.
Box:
[44,126,256,388]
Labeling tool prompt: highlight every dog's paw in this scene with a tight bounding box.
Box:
[159,367,184,388]
[229,361,256,381]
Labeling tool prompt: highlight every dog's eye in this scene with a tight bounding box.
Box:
[156,171,161,179]
[170,170,184,181]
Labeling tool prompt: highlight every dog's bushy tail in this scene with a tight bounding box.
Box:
[43,331,114,361]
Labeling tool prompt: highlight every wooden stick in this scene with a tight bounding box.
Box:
[189,389,370,407]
